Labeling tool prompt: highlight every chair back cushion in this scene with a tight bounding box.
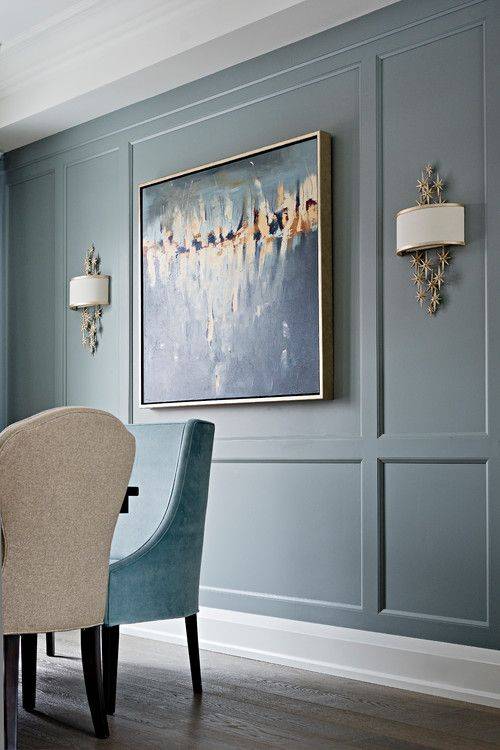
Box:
[111,422,186,561]
[0,407,135,634]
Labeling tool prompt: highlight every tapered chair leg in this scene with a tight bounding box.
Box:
[46,632,55,657]
[81,626,109,739]
[21,634,37,712]
[185,614,202,694]
[102,625,120,715]
[4,634,20,750]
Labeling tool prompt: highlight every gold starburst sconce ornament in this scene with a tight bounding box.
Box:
[396,165,465,316]
[69,244,110,354]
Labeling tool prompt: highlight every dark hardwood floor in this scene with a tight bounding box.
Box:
[17,631,500,749]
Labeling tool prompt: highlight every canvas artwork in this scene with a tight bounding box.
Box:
[139,131,332,407]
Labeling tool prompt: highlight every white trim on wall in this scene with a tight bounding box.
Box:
[122,607,500,708]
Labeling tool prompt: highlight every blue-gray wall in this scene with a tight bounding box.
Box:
[3,0,500,649]
[0,157,6,431]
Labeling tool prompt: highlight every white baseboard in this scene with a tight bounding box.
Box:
[122,607,500,708]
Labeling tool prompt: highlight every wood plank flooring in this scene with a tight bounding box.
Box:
[17,631,500,749]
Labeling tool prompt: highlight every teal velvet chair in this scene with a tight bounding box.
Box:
[101,418,215,714]
[48,419,215,713]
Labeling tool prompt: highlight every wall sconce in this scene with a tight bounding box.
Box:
[396,164,465,315]
[69,244,110,354]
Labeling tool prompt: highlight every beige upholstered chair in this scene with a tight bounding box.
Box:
[0,407,135,749]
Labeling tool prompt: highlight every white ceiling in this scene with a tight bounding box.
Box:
[0,0,399,153]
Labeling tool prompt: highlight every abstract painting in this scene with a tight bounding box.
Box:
[139,131,332,407]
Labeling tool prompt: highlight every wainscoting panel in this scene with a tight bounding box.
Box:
[7,171,56,423]
[381,460,488,625]
[201,461,362,617]
[381,23,486,438]
[131,64,361,438]
[65,149,121,414]
[4,0,500,658]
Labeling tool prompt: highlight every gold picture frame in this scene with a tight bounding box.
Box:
[139,131,332,408]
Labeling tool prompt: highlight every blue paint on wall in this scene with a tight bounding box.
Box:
[3,0,500,650]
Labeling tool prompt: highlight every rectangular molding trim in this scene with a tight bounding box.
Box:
[200,585,362,610]
[122,607,500,708]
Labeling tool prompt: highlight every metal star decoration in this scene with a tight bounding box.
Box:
[411,270,425,285]
[80,308,91,332]
[421,183,434,204]
[434,175,445,202]
[416,179,428,204]
[420,254,433,277]
[416,288,427,307]
[430,290,441,313]
[434,268,445,289]
[428,274,439,291]
[80,244,104,355]
[438,249,451,268]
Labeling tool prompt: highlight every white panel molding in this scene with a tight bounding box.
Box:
[199,585,363,611]
[122,607,500,708]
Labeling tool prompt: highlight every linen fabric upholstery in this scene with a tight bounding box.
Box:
[0,407,135,635]
[106,419,214,626]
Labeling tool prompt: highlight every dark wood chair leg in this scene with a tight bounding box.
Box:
[21,633,37,712]
[81,626,109,739]
[46,632,55,657]
[185,614,202,694]
[4,634,20,750]
[102,624,120,715]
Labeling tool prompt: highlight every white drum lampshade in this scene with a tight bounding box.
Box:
[396,203,465,256]
[69,274,110,309]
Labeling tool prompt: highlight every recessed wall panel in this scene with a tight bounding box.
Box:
[382,27,485,436]
[66,151,120,414]
[8,173,55,422]
[382,461,487,623]
[201,461,362,608]
[132,69,360,438]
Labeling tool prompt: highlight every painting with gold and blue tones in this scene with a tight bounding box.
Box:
[139,131,332,407]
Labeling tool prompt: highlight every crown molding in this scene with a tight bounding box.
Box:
[1,0,102,53]
[0,0,399,152]
[0,0,210,96]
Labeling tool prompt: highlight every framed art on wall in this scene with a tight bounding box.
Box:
[139,131,332,408]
